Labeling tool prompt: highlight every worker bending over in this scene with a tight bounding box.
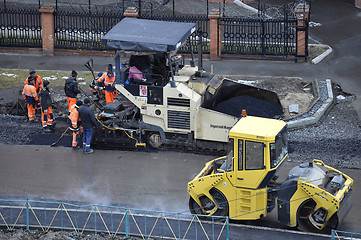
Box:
[39,80,54,132]
[69,100,83,149]
[22,77,39,122]
[89,72,105,101]
[64,70,81,112]
[24,68,43,95]
[98,64,116,104]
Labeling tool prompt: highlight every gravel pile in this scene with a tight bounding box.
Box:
[0,114,72,147]
[288,96,361,169]
[0,229,133,240]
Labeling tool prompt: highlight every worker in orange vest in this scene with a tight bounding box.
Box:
[39,80,54,132]
[22,77,39,122]
[98,64,116,104]
[24,68,43,95]
[69,100,83,149]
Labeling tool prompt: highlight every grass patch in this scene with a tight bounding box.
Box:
[0,69,94,90]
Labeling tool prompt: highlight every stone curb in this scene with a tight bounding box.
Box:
[310,44,333,64]
[287,79,334,130]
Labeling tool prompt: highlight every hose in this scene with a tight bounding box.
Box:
[95,116,137,142]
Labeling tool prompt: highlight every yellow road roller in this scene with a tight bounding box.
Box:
[187,114,353,232]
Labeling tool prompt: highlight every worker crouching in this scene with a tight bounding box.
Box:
[40,80,54,132]
[22,77,39,122]
[69,100,83,149]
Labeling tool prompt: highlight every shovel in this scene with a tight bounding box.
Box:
[50,127,69,147]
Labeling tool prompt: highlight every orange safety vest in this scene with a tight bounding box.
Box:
[69,105,81,129]
[24,75,43,93]
[98,73,115,92]
[22,84,39,104]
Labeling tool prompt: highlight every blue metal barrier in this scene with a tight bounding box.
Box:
[332,230,361,240]
[0,199,229,240]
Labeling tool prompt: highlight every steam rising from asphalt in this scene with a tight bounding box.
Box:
[64,178,112,206]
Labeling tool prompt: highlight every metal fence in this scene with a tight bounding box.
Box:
[0,199,229,240]
[331,230,361,240]
[54,11,123,50]
[0,8,42,48]
[0,0,309,59]
[218,17,308,59]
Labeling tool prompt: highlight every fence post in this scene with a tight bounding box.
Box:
[124,7,139,18]
[39,5,55,56]
[331,229,335,240]
[294,3,309,60]
[125,210,129,237]
[226,217,229,240]
[26,200,29,231]
[209,9,221,60]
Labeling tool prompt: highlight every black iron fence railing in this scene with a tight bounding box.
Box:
[218,17,308,59]
[54,11,123,51]
[0,8,42,48]
[0,1,309,60]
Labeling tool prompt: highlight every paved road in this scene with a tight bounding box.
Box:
[0,144,359,236]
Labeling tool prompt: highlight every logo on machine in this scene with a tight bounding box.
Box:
[139,85,147,97]
[210,124,230,129]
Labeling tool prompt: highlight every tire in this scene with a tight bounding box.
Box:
[147,132,162,149]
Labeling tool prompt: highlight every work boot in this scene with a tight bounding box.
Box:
[49,122,56,130]
[83,149,94,154]
[43,127,52,133]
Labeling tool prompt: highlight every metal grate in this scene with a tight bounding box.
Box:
[167,110,190,130]
[167,98,191,107]
[0,9,42,48]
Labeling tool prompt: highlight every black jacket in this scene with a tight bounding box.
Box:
[40,88,52,109]
[78,104,98,129]
[64,77,80,98]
